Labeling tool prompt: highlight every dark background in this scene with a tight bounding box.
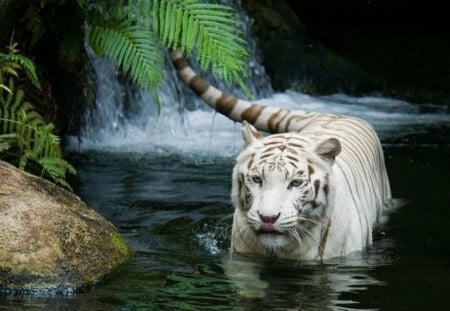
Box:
[286,0,450,104]
[243,0,450,105]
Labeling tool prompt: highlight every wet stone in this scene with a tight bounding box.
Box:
[0,160,134,294]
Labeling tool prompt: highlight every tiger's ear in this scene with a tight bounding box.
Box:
[242,121,263,147]
[315,138,341,163]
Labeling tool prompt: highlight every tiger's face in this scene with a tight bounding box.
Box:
[231,122,341,255]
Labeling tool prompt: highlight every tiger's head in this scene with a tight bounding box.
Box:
[231,121,341,256]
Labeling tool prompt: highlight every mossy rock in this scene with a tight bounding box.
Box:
[0,160,134,294]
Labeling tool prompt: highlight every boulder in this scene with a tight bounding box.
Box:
[0,160,133,294]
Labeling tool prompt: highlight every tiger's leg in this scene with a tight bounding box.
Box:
[221,255,268,299]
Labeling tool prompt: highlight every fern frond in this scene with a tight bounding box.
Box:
[0,84,11,95]
[38,156,77,191]
[0,133,16,153]
[87,21,165,92]
[0,116,76,189]
[86,0,251,99]
[0,53,42,90]
[1,62,20,77]
[133,0,250,97]
[0,77,46,129]
[0,72,75,190]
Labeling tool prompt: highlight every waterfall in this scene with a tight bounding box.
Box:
[67,0,272,157]
[67,1,449,157]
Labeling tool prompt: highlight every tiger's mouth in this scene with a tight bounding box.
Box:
[258,230,283,235]
[257,223,283,234]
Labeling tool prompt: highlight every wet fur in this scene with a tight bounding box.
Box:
[172,50,392,261]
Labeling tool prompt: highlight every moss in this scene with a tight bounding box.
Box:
[111,232,131,257]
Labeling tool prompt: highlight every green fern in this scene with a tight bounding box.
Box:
[150,0,249,94]
[0,114,76,191]
[0,84,12,94]
[0,53,42,90]
[38,156,76,189]
[87,20,164,107]
[0,66,76,190]
[0,133,15,152]
[0,78,46,129]
[86,0,251,101]
[12,122,76,190]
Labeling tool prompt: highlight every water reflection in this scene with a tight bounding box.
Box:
[60,152,396,310]
[4,142,449,309]
[74,246,392,310]
[221,235,394,309]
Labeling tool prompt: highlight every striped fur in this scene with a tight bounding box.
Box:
[172,50,391,260]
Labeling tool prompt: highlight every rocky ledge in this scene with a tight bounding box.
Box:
[0,160,134,294]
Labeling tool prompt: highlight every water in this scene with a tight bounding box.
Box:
[6,92,449,310]
[74,0,272,153]
[68,89,449,157]
[3,2,450,310]
[2,124,449,310]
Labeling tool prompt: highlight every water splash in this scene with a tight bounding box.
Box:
[196,231,221,255]
[265,91,449,140]
[68,85,449,157]
[69,0,272,155]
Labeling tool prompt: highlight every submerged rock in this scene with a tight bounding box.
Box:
[0,160,134,294]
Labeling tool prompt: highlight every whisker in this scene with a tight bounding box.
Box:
[296,225,321,246]
[287,229,306,268]
[297,216,322,226]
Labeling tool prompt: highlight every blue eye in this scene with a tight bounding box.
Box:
[252,176,263,185]
[289,179,303,188]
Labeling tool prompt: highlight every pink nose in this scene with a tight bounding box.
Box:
[258,212,280,224]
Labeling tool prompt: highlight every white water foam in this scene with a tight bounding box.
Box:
[266,91,449,139]
[67,89,449,158]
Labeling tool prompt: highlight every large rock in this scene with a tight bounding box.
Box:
[0,160,133,294]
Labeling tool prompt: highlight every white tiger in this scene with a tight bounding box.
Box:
[172,50,391,261]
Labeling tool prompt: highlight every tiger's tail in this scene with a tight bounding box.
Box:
[170,49,318,134]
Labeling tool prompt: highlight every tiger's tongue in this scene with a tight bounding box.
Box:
[259,223,277,232]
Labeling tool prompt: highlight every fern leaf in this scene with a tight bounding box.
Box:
[18,150,32,170]
[147,0,250,97]
[144,0,152,29]
[0,133,17,153]
[1,77,47,129]
[1,66,19,77]
[0,53,42,90]
[181,10,190,53]
[87,22,165,91]
[12,88,25,111]
[87,0,251,98]
[0,84,11,95]
[136,0,145,23]
[38,157,76,191]
[152,0,159,34]
[159,0,167,42]
[0,56,75,190]
[128,0,135,21]
[1,101,75,190]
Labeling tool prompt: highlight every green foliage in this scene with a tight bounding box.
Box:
[0,42,41,90]
[0,51,76,191]
[151,0,250,94]
[86,0,251,101]
[0,0,250,188]
[87,20,164,107]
